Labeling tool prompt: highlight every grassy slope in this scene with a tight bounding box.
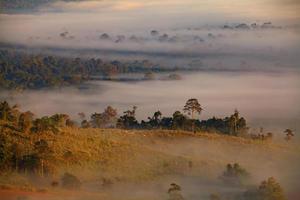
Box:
[1,128,298,200]
[39,128,286,180]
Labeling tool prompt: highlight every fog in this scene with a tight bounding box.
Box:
[1,71,299,133]
[1,1,300,199]
[9,130,300,200]
[1,0,300,72]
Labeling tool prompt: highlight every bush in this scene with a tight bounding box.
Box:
[51,181,59,187]
[168,183,185,200]
[221,163,250,185]
[61,173,81,189]
[210,193,221,200]
[243,177,286,200]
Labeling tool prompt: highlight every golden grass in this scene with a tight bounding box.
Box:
[1,127,290,184]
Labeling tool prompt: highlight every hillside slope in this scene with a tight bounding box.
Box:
[0,128,299,200]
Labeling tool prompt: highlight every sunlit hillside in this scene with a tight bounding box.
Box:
[1,126,299,200]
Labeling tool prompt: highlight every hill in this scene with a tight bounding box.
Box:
[1,127,298,199]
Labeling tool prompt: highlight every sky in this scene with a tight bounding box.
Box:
[42,0,300,27]
[0,0,299,131]
[1,0,300,33]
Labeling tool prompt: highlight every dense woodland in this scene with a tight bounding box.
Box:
[0,49,192,89]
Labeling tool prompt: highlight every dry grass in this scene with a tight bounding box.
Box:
[1,128,298,200]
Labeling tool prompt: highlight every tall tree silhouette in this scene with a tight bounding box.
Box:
[183,98,203,132]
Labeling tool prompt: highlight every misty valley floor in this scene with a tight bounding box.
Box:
[0,128,299,200]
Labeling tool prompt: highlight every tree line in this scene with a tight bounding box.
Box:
[0,49,191,89]
[1,98,293,138]
[79,99,248,136]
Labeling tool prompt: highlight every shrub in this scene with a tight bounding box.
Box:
[61,173,81,189]
[221,163,250,185]
[168,183,185,200]
[51,181,59,187]
[243,177,286,200]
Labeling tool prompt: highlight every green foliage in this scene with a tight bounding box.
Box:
[198,110,248,135]
[0,134,12,170]
[117,106,138,129]
[244,177,286,200]
[183,98,203,117]
[90,106,117,128]
[172,111,185,129]
[18,112,34,133]
[0,49,185,90]
[31,117,59,134]
[0,101,19,122]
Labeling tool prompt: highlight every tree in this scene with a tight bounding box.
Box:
[61,172,81,189]
[172,111,187,130]
[90,106,117,128]
[78,112,86,121]
[63,150,75,168]
[221,163,250,185]
[18,111,34,134]
[0,101,10,121]
[244,177,286,200]
[81,120,91,128]
[50,114,70,127]
[100,33,110,40]
[168,73,182,80]
[284,129,294,141]
[224,110,248,136]
[150,30,159,36]
[0,134,12,170]
[146,110,162,128]
[144,72,155,80]
[183,98,203,132]
[103,106,118,127]
[232,109,239,134]
[31,116,59,134]
[90,113,103,128]
[168,183,185,200]
[160,117,173,129]
[11,142,23,171]
[117,106,138,129]
[34,139,54,177]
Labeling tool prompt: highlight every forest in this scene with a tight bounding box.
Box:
[0,49,194,89]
